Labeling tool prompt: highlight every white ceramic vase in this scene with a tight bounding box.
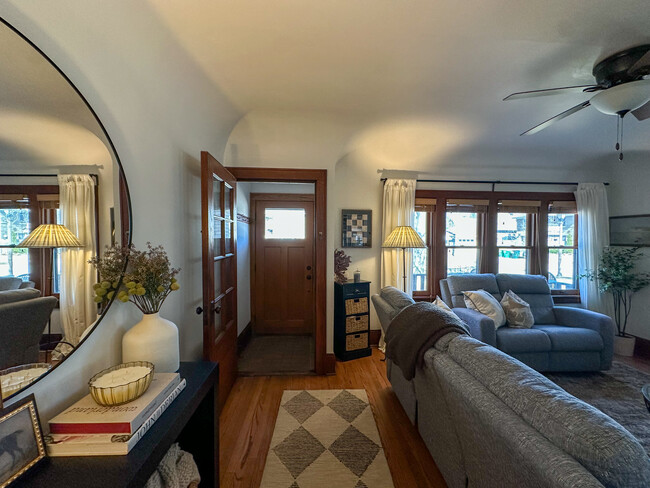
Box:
[613,335,636,357]
[122,312,180,372]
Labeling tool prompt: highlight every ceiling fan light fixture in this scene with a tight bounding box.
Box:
[590,79,650,116]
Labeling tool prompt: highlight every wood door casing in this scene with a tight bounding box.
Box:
[252,194,315,335]
[226,167,327,374]
[201,151,237,411]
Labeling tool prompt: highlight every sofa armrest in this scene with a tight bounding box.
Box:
[553,306,614,369]
[452,308,497,347]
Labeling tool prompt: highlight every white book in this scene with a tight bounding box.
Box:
[45,378,186,456]
[49,373,180,435]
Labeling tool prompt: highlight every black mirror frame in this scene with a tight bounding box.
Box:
[0,16,133,401]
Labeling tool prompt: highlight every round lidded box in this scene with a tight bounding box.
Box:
[89,361,154,406]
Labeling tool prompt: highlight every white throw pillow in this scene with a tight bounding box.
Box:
[463,290,507,328]
[433,296,461,320]
[500,290,534,328]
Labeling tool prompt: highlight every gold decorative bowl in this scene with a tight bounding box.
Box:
[0,363,52,399]
[88,361,154,406]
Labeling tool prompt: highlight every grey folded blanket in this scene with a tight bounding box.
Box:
[385,302,469,380]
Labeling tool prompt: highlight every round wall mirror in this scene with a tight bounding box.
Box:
[0,18,131,400]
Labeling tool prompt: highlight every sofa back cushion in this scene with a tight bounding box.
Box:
[0,288,41,305]
[0,277,22,291]
[446,335,650,487]
[496,274,556,324]
[446,274,500,308]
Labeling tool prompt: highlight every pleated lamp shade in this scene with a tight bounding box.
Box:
[17,224,82,248]
[382,225,426,249]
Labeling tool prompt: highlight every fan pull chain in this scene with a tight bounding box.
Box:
[616,114,624,161]
[619,114,624,161]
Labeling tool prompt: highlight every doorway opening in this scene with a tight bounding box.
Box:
[228,168,327,375]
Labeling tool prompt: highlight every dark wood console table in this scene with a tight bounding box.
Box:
[14,361,219,488]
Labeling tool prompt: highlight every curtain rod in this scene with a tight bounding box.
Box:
[0,173,99,184]
[380,178,609,186]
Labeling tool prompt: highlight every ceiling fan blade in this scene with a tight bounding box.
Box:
[632,100,650,121]
[628,49,650,75]
[503,85,600,101]
[521,101,591,135]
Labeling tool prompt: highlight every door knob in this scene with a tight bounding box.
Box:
[306,275,312,280]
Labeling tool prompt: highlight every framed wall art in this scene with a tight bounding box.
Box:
[341,209,372,248]
[0,394,46,488]
[610,214,650,247]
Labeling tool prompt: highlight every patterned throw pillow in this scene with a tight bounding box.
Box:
[433,295,461,320]
[462,290,507,328]
[500,290,534,328]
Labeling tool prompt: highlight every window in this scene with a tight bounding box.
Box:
[0,187,60,294]
[446,199,486,276]
[547,201,578,290]
[413,190,579,302]
[264,208,306,239]
[0,206,31,277]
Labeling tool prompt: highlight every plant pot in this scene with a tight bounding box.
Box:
[122,312,180,372]
[613,335,636,357]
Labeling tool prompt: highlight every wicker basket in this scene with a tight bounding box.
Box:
[346,315,368,333]
[346,332,368,351]
[345,297,368,315]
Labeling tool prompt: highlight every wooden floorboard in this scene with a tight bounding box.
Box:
[219,348,446,488]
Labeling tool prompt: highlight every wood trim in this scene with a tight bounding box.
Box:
[237,322,252,355]
[633,335,650,360]
[227,167,328,375]
[325,353,336,375]
[369,329,381,346]
[249,193,314,202]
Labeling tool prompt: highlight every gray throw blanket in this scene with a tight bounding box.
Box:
[385,302,469,380]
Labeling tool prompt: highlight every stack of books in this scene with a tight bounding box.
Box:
[45,373,186,456]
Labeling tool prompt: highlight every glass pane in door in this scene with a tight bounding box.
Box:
[264,208,306,239]
[224,184,232,220]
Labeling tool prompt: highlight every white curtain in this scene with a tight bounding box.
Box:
[575,182,609,313]
[58,175,98,351]
[379,178,416,350]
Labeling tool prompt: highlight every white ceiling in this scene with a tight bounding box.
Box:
[0,21,110,166]
[3,0,650,170]
[145,0,650,162]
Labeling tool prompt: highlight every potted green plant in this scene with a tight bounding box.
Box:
[585,246,650,356]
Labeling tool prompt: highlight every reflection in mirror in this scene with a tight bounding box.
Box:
[0,19,130,399]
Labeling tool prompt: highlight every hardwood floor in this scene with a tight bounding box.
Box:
[219,348,446,488]
[615,353,650,374]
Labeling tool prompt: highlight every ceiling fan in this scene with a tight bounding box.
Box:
[504,44,650,159]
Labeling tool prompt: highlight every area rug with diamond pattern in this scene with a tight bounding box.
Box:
[260,389,395,488]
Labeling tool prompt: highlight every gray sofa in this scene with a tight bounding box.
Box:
[440,273,614,372]
[0,295,57,369]
[371,287,650,487]
[0,276,36,291]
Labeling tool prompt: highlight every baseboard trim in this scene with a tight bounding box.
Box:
[325,353,336,375]
[369,329,381,346]
[633,335,650,360]
[237,322,252,355]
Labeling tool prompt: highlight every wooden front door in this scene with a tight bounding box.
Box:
[252,194,315,335]
[201,151,237,410]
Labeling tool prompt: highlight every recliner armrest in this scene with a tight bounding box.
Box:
[553,306,614,369]
[452,308,497,347]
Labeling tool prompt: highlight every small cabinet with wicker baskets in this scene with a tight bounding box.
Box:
[334,281,371,361]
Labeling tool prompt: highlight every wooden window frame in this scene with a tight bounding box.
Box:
[414,190,579,303]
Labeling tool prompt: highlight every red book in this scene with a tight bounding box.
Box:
[49,373,180,435]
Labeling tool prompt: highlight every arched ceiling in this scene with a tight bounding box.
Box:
[145,0,650,165]
[0,21,111,166]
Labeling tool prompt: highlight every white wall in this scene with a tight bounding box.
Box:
[4,1,242,421]
[226,110,614,349]
[606,150,650,340]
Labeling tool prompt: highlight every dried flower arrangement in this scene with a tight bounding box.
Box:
[334,248,351,283]
[89,243,180,314]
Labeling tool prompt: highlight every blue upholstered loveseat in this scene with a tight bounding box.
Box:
[439,273,614,372]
